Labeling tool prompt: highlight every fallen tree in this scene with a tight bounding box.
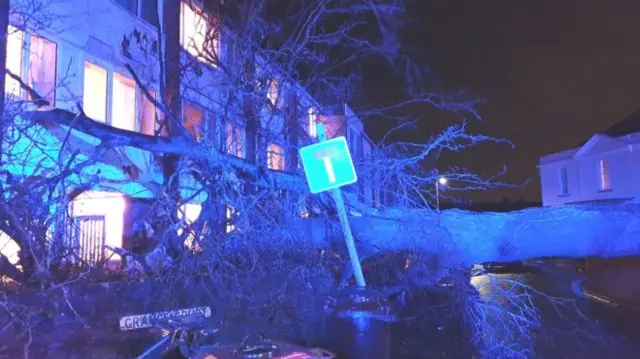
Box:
[351,202,640,265]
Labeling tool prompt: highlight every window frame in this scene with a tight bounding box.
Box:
[27,33,58,106]
[83,61,109,123]
[81,56,159,135]
[558,166,568,195]
[111,71,138,132]
[112,0,159,28]
[266,142,286,171]
[5,25,25,98]
[266,78,282,110]
[179,0,221,66]
[308,107,317,138]
[225,121,245,158]
[182,99,207,142]
[598,159,611,191]
[5,26,58,105]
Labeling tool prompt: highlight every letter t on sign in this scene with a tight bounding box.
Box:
[323,157,336,183]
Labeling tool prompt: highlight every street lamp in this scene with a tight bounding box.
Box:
[436,177,447,212]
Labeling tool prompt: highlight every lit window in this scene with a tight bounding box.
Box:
[598,159,611,190]
[83,62,108,122]
[112,72,137,131]
[177,203,203,251]
[0,231,20,265]
[558,167,568,195]
[267,143,285,170]
[139,90,157,135]
[225,206,236,233]
[225,122,243,158]
[183,101,205,141]
[27,35,57,105]
[5,26,23,96]
[180,1,220,65]
[308,107,317,137]
[267,79,281,108]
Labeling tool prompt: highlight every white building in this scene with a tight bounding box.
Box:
[538,110,640,206]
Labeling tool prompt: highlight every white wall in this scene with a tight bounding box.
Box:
[540,140,640,206]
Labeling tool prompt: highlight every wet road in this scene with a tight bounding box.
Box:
[471,261,640,359]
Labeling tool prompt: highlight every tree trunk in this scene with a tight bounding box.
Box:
[0,0,10,162]
[161,0,182,186]
[160,0,183,256]
[285,91,299,171]
[343,203,640,266]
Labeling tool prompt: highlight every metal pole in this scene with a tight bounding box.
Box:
[436,181,440,212]
[332,188,366,287]
[317,123,366,287]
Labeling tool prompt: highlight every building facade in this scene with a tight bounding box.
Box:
[2,0,380,265]
[538,111,640,206]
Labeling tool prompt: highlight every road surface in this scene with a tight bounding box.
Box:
[471,260,640,359]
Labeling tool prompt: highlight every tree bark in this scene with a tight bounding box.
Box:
[344,203,640,266]
[0,0,10,165]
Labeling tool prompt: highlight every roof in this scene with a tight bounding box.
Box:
[573,109,640,148]
[542,109,640,164]
[602,109,640,137]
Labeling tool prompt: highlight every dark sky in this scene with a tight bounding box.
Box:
[367,0,640,202]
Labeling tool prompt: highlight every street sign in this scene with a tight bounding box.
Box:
[299,136,358,194]
[119,306,211,331]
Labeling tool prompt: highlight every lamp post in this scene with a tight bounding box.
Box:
[436,177,447,212]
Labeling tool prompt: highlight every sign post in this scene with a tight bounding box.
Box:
[299,124,366,287]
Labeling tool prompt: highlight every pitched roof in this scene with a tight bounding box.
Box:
[601,109,640,137]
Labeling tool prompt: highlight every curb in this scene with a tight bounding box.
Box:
[581,286,640,311]
[582,288,619,307]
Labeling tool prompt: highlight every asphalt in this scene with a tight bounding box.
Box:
[481,259,640,359]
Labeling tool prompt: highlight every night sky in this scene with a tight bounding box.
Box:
[364,0,640,202]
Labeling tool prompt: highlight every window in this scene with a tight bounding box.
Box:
[267,143,285,170]
[183,101,205,142]
[225,122,243,158]
[363,140,371,159]
[27,35,57,105]
[180,1,220,65]
[177,203,203,251]
[267,79,281,108]
[5,26,23,96]
[83,62,108,123]
[139,90,157,135]
[69,191,126,262]
[115,0,137,13]
[598,159,611,190]
[4,28,58,103]
[558,167,568,195]
[112,72,137,131]
[114,0,159,28]
[308,107,317,137]
[225,206,236,233]
[141,0,159,27]
[351,132,360,159]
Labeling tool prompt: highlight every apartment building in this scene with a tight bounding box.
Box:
[2,0,379,264]
[539,110,640,206]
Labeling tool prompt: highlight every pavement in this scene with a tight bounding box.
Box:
[580,262,640,310]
